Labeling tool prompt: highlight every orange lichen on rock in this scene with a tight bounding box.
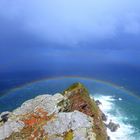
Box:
[22,108,53,140]
[23,108,49,126]
[6,108,53,140]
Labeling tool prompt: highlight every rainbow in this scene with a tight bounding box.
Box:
[1,76,140,99]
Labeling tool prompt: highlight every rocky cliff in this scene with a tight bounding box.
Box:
[0,83,108,140]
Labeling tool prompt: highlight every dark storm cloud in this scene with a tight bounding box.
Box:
[0,0,140,72]
[0,0,140,44]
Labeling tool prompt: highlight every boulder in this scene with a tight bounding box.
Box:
[0,120,24,140]
[13,93,64,116]
[43,110,95,140]
[101,112,107,122]
[107,120,120,132]
[107,136,111,140]
[95,100,102,106]
[0,111,10,123]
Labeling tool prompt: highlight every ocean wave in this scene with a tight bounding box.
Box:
[93,95,140,140]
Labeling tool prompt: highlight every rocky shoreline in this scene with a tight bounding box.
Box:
[0,83,120,140]
[95,100,120,140]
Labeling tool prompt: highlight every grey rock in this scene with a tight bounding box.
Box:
[43,110,95,140]
[0,92,98,140]
[0,120,24,140]
[73,128,96,140]
[95,100,102,106]
[101,112,107,122]
[0,111,10,123]
[13,93,64,116]
[107,136,111,140]
[107,120,120,132]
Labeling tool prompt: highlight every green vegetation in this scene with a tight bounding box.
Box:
[64,130,73,140]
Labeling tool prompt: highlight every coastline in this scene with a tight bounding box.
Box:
[94,95,140,140]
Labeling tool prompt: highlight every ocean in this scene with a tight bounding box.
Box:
[0,64,140,96]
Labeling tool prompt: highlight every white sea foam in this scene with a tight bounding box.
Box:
[93,95,139,140]
[118,98,122,101]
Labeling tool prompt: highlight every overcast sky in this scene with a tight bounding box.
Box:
[0,0,140,72]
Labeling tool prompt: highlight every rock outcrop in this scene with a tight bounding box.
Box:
[0,83,108,140]
[107,120,120,132]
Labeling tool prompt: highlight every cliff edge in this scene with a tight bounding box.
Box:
[0,83,108,140]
